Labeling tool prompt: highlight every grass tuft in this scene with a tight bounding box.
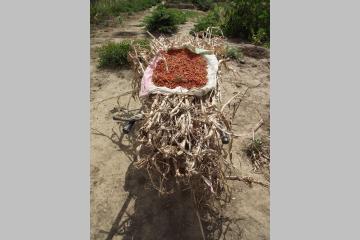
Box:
[224,46,243,62]
[244,138,270,171]
[97,39,150,68]
[245,138,264,160]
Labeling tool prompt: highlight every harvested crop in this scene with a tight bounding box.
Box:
[152,48,208,89]
[122,30,268,237]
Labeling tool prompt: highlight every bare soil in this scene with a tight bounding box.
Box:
[91,9,270,240]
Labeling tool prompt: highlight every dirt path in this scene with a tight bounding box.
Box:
[91,10,270,240]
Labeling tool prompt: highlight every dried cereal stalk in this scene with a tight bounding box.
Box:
[126,29,243,210]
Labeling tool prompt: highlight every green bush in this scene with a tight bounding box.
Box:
[143,6,181,34]
[166,8,187,24]
[223,0,270,44]
[191,6,224,34]
[91,0,159,25]
[98,42,130,68]
[144,7,201,34]
[97,39,150,68]
[225,46,243,61]
[192,0,270,46]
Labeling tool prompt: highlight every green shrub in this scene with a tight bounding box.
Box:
[225,46,243,61]
[223,0,270,45]
[192,0,270,46]
[144,7,201,34]
[97,39,149,68]
[143,6,180,34]
[191,6,224,34]
[98,42,130,68]
[166,8,187,24]
[251,28,268,46]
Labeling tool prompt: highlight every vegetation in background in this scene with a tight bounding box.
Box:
[191,6,224,34]
[192,0,270,46]
[167,8,201,24]
[143,6,178,34]
[224,46,243,62]
[144,6,200,34]
[91,0,159,25]
[223,0,270,44]
[97,39,150,68]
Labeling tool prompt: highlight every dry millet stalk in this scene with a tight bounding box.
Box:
[125,28,264,217]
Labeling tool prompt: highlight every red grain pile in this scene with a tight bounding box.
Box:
[152,48,207,89]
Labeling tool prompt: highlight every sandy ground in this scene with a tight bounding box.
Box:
[91,9,270,240]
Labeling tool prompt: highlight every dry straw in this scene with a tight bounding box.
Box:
[125,28,252,218]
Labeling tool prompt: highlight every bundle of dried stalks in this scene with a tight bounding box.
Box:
[135,92,234,202]
[126,28,241,214]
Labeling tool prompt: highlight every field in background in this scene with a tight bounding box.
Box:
[91,0,269,46]
[90,0,160,25]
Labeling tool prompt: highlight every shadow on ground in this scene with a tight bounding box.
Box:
[94,127,244,240]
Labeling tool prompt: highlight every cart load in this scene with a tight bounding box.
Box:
[140,47,218,96]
